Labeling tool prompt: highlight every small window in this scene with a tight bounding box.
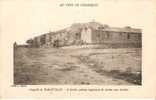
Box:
[120,33,122,36]
[106,33,109,39]
[75,33,80,39]
[97,33,100,38]
[127,33,130,39]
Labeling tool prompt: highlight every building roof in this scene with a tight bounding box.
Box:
[92,26,142,33]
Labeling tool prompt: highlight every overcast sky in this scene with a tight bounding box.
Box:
[1,0,156,44]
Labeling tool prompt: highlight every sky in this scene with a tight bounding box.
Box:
[1,0,156,44]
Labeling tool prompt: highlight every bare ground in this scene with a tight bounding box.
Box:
[14,46,141,85]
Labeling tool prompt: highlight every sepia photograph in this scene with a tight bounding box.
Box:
[1,0,156,98]
[10,0,145,86]
[13,20,142,85]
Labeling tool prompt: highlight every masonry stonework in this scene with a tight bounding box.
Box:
[26,22,142,48]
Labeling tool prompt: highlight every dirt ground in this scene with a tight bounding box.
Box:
[14,46,141,85]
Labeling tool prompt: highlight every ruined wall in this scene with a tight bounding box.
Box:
[91,30,141,47]
[28,26,142,48]
[92,30,141,42]
[33,37,41,47]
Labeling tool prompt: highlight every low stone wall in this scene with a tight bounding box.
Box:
[92,43,142,49]
[61,43,142,49]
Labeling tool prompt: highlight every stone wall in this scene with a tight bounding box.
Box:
[27,26,142,48]
[91,29,141,45]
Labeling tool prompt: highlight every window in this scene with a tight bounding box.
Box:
[75,33,80,39]
[120,33,122,36]
[106,33,109,39]
[127,33,130,39]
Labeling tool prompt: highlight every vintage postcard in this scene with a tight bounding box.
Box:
[0,0,156,99]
